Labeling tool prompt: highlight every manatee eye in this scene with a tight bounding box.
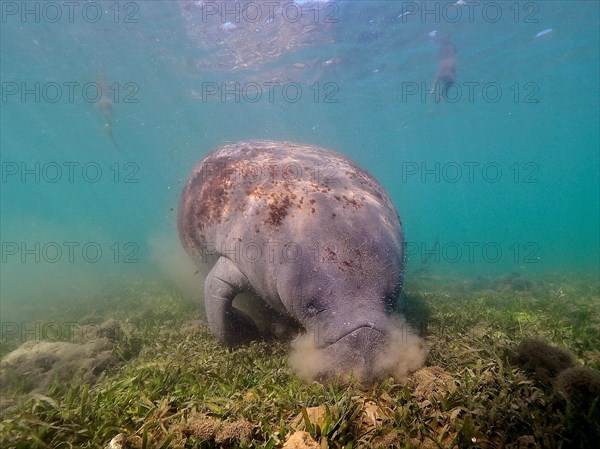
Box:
[305,302,319,317]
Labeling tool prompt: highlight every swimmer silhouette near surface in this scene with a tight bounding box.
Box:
[433,38,457,101]
[95,70,122,153]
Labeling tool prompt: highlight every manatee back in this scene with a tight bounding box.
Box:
[177,140,402,268]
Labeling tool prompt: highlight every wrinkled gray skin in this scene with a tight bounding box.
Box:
[178,140,404,379]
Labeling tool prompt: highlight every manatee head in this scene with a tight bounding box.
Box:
[279,219,414,382]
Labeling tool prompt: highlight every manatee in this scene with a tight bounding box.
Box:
[178,140,408,381]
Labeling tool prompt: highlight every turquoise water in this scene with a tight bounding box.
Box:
[1,1,598,315]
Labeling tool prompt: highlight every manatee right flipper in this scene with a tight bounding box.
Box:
[204,257,261,347]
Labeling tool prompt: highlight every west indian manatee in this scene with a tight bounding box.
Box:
[178,140,425,382]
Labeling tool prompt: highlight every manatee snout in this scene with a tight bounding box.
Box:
[291,315,426,383]
[326,326,387,370]
[316,325,390,382]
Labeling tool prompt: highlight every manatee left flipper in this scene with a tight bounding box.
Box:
[204,257,261,347]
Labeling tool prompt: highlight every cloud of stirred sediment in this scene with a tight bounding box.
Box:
[289,315,426,383]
